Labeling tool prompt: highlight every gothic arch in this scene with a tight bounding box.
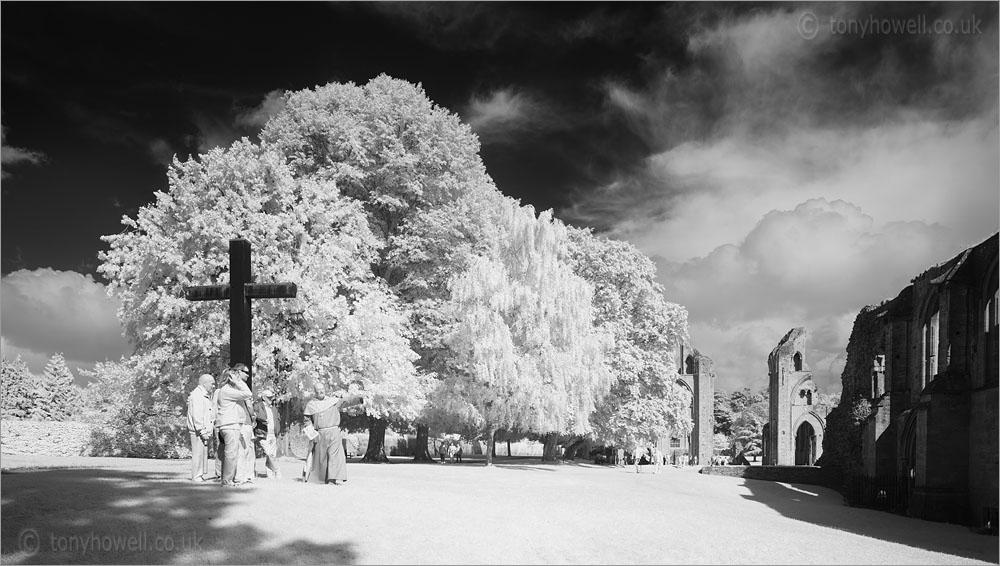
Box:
[793,352,803,371]
[792,411,825,466]
[793,410,827,434]
[918,288,941,390]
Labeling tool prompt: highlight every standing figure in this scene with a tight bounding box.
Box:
[231,363,257,485]
[186,374,216,481]
[215,366,253,486]
[254,389,282,478]
[303,381,363,485]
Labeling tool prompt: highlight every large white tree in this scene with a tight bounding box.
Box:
[443,199,613,464]
[259,75,497,460]
[99,140,428,426]
[567,227,692,452]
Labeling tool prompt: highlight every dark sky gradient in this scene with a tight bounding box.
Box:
[2,1,682,276]
[3,2,997,391]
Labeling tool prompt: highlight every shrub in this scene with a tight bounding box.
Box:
[89,407,191,459]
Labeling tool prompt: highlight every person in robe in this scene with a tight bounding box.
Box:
[186,374,216,481]
[254,389,281,478]
[303,381,363,485]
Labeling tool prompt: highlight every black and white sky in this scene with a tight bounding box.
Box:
[2,2,998,393]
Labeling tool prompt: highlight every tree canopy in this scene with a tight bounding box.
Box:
[568,227,692,450]
[443,201,613,446]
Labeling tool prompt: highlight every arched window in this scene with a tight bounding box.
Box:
[923,307,940,388]
[685,356,695,375]
[986,281,999,386]
[793,352,803,371]
[806,390,812,405]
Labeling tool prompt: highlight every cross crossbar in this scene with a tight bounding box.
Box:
[185,283,298,301]
[182,239,298,388]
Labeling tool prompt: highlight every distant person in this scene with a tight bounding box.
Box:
[303,381,364,485]
[186,374,216,481]
[215,365,253,487]
[254,389,281,479]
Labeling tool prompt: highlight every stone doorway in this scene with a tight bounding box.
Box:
[795,421,817,465]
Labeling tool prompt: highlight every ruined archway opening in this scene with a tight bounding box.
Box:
[794,421,817,466]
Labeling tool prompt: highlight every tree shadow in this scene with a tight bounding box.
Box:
[0,468,357,564]
[492,464,557,472]
[740,478,998,563]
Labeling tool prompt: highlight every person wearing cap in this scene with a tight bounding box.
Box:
[186,373,216,481]
[254,388,281,479]
[215,364,254,487]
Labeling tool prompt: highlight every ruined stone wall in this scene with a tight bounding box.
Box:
[821,305,885,472]
[767,328,828,466]
[826,233,998,526]
[1,420,95,457]
[692,351,715,466]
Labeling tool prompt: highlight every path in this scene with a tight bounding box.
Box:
[1,455,996,564]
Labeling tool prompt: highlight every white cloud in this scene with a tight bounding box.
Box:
[1,124,45,178]
[566,6,998,393]
[656,198,976,395]
[192,113,243,154]
[148,138,176,166]
[464,88,550,143]
[615,117,998,264]
[235,90,286,130]
[0,269,131,381]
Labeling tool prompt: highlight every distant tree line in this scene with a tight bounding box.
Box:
[1,354,82,421]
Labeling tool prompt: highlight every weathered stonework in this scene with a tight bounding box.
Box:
[826,233,998,527]
[763,328,831,466]
[657,343,715,466]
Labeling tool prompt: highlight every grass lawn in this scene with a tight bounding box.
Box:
[1,454,996,565]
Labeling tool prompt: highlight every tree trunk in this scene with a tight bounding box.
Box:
[412,424,434,461]
[485,427,497,466]
[542,432,560,461]
[562,437,584,460]
[363,416,390,463]
[506,439,512,458]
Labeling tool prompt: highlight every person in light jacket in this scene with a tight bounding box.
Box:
[215,365,253,487]
[186,374,216,481]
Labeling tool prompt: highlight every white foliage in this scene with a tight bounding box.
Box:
[99,140,425,418]
[445,198,613,436]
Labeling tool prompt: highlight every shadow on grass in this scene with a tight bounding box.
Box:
[0,468,357,564]
[740,479,998,563]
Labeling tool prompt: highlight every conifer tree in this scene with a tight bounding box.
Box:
[40,353,82,421]
[1,356,36,419]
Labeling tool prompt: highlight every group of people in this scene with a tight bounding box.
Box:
[186,364,364,487]
[608,446,665,473]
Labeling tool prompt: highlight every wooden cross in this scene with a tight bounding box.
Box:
[184,239,297,389]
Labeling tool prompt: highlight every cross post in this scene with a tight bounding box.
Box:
[184,238,297,389]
